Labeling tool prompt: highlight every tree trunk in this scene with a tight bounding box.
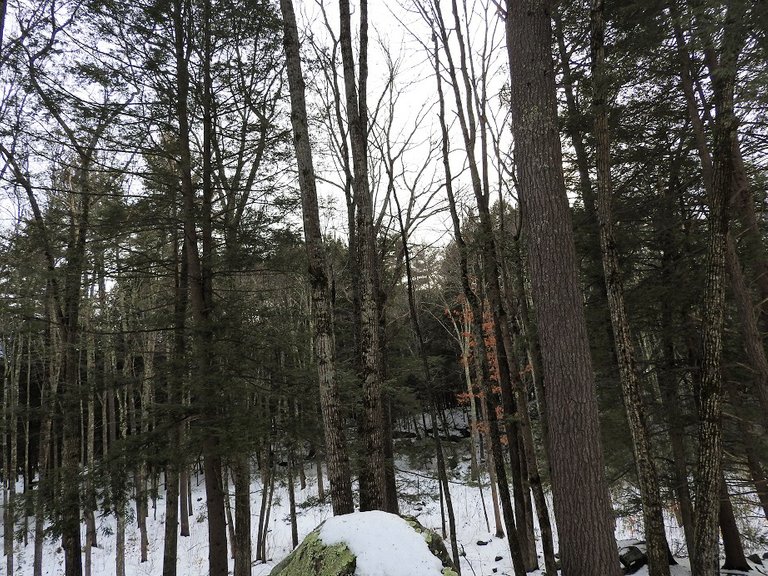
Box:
[337,0,387,512]
[433,33,524,573]
[393,190,461,572]
[505,3,621,575]
[591,2,670,574]
[477,360,504,539]
[719,477,750,571]
[687,2,743,574]
[233,456,252,576]
[35,310,61,576]
[163,466,180,576]
[744,440,768,521]
[279,0,354,515]
[287,454,299,550]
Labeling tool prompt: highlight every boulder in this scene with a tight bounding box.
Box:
[619,545,648,574]
[270,512,458,576]
[269,530,356,576]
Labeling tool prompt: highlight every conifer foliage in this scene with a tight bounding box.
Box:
[0,0,767,575]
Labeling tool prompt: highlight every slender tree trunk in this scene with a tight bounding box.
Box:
[432,32,523,572]
[287,454,299,550]
[505,3,620,575]
[337,0,387,512]
[279,0,354,515]
[744,441,768,521]
[477,358,504,539]
[591,2,670,574]
[35,308,60,576]
[393,191,460,572]
[224,469,236,560]
[3,337,17,576]
[171,1,227,572]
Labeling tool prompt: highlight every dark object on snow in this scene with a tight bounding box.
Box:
[492,569,498,573]
[494,556,503,562]
[456,426,471,438]
[619,545,648,574]
[763,551,768,560]
[392,430,418,439]
[476,540,490,546]
[748,553,764,565]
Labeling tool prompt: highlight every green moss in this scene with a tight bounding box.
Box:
[269,530,356,576]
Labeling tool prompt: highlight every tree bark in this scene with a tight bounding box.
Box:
[337,0,387,512]
[232,455,252,576]
[718,477,750,571]
[163,466,180,576]
[505,2,621,575]
[279,0,354,515]
[590,2,670,574]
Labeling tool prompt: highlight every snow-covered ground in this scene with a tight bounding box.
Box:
[3,453,768,575]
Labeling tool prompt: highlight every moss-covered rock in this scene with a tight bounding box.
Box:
[270,514,458,576]
[269,530,356,576]
[401,515,455,571]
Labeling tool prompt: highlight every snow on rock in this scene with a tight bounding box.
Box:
[319,511,446,576]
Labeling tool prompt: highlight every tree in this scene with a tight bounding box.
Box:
[337,0,390,512]
[505,1,621,575]
[590,1,670,574]
[279,0,354,516]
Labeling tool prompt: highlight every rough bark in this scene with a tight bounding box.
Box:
[279,0,354,515]
[162,466,180,576]
[690,49,734,576]
[233,456,252,576]
[337,0,387,511]
[505,2,621,575]
[590,2,670,574]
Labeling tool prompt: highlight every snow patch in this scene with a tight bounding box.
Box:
[319,511,445,576]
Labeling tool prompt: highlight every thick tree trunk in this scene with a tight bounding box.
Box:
[719,477,750,571]
[163,467,180,576]
[690,65,733,576]
[505,3,620,575]
[233,456,252,576]
[279,0,354,515]
[685,3,742,574]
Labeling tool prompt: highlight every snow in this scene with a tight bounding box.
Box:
[4,425,768,576]
[318,511,444,576]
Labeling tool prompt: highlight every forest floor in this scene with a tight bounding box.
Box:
[4,434,768,575]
